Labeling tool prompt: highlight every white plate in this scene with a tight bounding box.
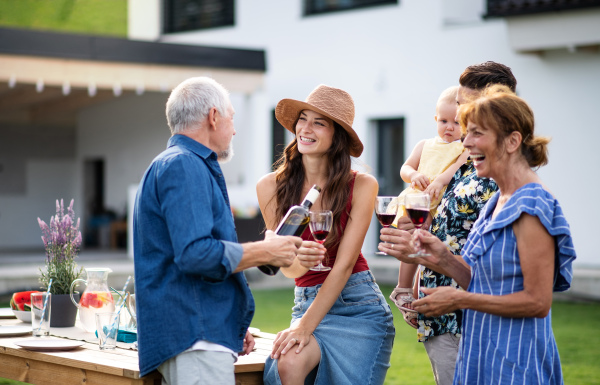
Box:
[14,339,85,351]
[12,310,32,323]
[0,308,16,319]
[0,325,32,337]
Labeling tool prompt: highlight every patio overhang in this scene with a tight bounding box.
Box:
[0,27,266,128]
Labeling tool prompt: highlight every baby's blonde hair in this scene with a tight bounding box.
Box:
[436,85,459,113]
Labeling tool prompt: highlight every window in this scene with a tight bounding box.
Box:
[486,0,600,18]
[372,117,404,251]
[375,118,405,196]
[304,0,398,16]
[271,109,287,170]
[164,0,234,33]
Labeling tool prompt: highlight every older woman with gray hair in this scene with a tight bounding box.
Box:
[381,85,576,384]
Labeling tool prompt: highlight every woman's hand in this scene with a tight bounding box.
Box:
[414,231,472,289]
[380,226,458,274]
[270,325,313,359]
[414,230,453,266]
[413,286,464,317]
[296,240,326,269]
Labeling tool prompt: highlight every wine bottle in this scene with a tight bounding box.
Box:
[258,185,322,276]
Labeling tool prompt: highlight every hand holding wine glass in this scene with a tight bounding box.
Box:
[405,193,431,258]
[375,196,400,255]
[308,210,333,271]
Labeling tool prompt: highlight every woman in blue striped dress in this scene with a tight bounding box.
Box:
[409,85,576,384]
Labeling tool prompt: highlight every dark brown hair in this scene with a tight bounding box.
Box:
[458,85,550,168]
[459,61,517,92]
[272,120,352,249]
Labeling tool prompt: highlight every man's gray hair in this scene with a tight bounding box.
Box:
[166,77,230,134]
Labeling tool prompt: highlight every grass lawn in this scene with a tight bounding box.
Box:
[1,285,599,385]
[251,284,600,385]
[0,0,127,37]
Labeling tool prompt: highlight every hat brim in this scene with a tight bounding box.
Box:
[275,99,364,157]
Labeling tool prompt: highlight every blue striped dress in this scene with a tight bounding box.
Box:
[455,183,576,385]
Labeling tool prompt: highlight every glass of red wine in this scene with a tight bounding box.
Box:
[405,193,431,257]
[375,196,400,255]
[309,210,333,271]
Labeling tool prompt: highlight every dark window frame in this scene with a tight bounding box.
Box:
[163,0,235,34]
[374,117,405,196]
[485,0,600,18]
[303,0,398,17]
[271,109,287,171]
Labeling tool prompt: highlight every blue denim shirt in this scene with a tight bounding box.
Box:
[133,134,253,376]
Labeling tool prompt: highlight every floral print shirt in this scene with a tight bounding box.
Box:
[417,160,498,342]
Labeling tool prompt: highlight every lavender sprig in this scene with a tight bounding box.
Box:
[38,199,84,295]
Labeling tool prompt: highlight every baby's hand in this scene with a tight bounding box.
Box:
[425,180,444,201]
[411,173,429,191]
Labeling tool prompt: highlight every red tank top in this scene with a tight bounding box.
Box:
[295,171,370,287]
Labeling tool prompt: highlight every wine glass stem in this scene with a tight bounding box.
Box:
[414,227,425,254]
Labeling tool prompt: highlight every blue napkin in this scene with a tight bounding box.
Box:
[95,327,138,343]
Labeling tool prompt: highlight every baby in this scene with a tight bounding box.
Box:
[390,85,468,329]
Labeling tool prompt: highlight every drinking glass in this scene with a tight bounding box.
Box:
[404,193,431,258]
[309,210,333,271]
[375,196,400,255]
[96,312,120,350]
[31,292,51,337]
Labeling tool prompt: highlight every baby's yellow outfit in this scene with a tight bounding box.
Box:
[395,137,465,221]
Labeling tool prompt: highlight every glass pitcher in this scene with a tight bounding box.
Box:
[70,267,115,332]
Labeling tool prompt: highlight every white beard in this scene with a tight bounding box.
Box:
[217,141,234,164]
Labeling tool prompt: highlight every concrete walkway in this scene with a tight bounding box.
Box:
[1,249,598,302]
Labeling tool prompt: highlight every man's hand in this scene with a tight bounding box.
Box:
[263,230,302,267]
[240,329,255,356]
[378,226,418,264]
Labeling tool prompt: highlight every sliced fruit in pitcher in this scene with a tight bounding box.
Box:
[80,292,115,308]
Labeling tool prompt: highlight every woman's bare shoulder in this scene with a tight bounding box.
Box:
[354,171,378,187]
[353,172,378,196]
[256,172,277,189]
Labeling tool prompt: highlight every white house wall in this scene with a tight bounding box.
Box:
[77,88,255,219]
[0,160,76,249]
[154,0,599,266]
[77,92,171,217]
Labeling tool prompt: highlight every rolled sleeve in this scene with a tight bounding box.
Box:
[222,241,243,272]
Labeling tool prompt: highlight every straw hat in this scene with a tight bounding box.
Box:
[275,84,364,157]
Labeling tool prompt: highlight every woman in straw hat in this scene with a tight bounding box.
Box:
[257,85,395,385]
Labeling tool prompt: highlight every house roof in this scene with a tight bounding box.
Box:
[486,0,600,18]
[0,27,266,128]
[0,27,266,71]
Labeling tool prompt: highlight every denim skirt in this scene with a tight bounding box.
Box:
[263,270,395,385]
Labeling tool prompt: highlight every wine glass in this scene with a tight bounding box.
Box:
[375,196,400,255]
[309,210,333,271]
[404,193,431,258]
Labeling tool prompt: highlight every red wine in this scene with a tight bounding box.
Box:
[406,208,428,228]
[312,229,329,243]
[377,213,396,227]
[258,185,321,276]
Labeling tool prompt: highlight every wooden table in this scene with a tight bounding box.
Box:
[0,318,274,385]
